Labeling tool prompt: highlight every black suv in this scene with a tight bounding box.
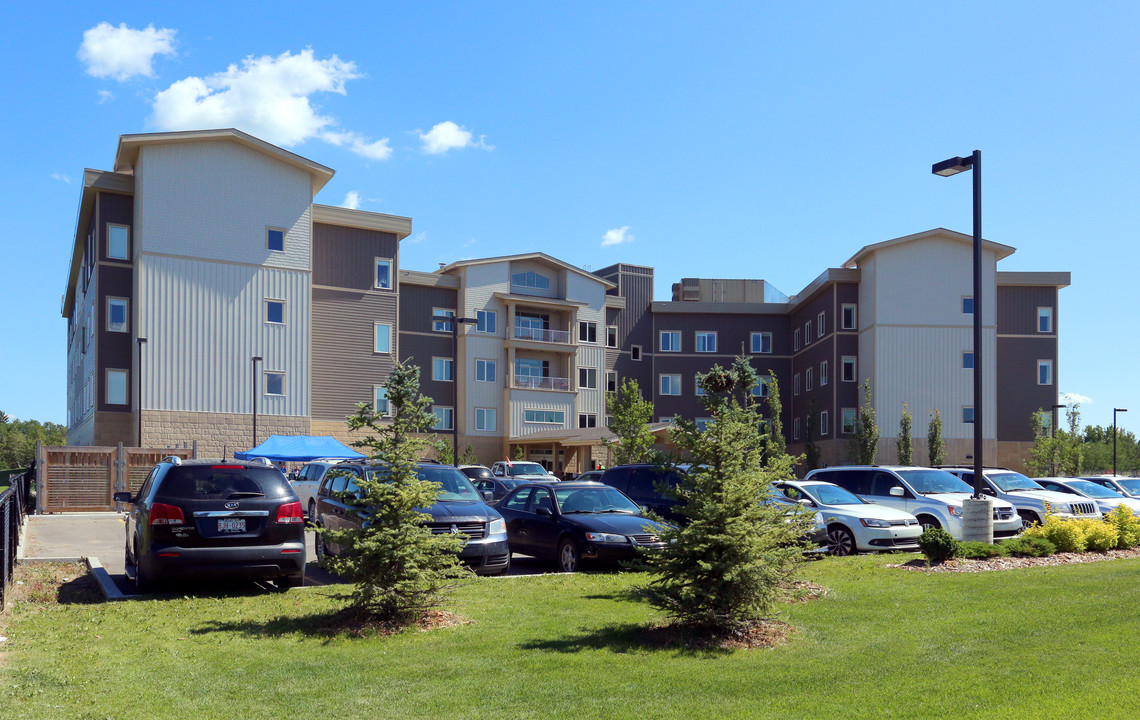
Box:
[114,458,306,592]
[597,464,688,522]
[312,461,511,575]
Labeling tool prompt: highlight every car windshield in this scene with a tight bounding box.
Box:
[554,486,640,514]
[1066,480,1124,499]
[158,465,292,499]
[805,484,865,506]
[500,479,528,490]
[896,469,973,494]
[1116,479,1140,496]
[505,462,550,477]
[987,471,1043,492]
[365,466,482,501]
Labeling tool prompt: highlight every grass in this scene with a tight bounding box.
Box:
[3,554,1140,719]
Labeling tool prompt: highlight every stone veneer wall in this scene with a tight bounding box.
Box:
[142,410,309,460]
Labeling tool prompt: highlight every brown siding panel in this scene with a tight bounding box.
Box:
[311,288,398,421]
[997,286,1058,335]
[996,336,1058,441]
[313,222,399,290]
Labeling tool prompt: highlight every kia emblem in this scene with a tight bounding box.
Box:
[225,501,239,509]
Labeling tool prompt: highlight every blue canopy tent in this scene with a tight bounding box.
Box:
[234,435,365,462]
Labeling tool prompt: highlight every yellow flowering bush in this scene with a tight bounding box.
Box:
[1104,505,1140,549]
[1080,519,1119,552]
[1022,514,1086,553]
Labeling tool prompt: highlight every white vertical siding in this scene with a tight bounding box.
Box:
[509,390,575,437]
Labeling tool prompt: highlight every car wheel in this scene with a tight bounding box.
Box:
[917,515,941,532]
[314,527,328,564]
[557,538,580,573]
[307,500,317,525]
[1018,510,1040,529]
[277,571,305,589]
[133,540,154,594]
[827,526,857,556]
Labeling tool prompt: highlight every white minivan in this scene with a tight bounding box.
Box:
[803,466,1023,540]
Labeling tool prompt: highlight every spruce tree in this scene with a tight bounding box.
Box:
[897,403,913,465]
[852,379,879,464]
[927,410,946,466]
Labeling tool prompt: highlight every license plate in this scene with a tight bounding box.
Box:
[218,518,246,533]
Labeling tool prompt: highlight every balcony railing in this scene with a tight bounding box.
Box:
[512,326,571,344]
[512,375,571,391]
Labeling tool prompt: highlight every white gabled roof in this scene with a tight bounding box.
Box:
[842,228,1016,269]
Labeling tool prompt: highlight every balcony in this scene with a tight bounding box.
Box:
[512,375,571,391]
[512,326,571,344]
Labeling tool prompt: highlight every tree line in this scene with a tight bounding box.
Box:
[0,411,66,470]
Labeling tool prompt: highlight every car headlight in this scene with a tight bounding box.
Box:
[488,518,506,534]
[1052,504,1071,515]
[859,518,891,528]
[584,532,629,543]
[948,505,963,517]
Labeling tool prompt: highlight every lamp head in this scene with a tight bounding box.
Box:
[932,156,974,177]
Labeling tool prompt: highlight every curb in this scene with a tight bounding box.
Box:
[86,557,129,602]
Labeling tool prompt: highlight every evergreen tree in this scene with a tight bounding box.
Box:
[804,399,821,471]
[897,403,913,465]
[605,378,656,465]
[852,379,879,464]
[927,410,946,466]
[512,444,526,461]
[762,373,787,462]
[460,444,479,466]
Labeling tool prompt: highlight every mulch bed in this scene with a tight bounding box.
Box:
[890,547,1140,573]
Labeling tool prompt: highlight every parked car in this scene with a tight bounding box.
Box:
[1033,477,1140,516]
[458,465,494,482]
[493,481,667,571]
[1081,475,1140,499]
[291,459,345,523]
[471,476,532,503]
[490,461,559,481]
[312,461,511,575]
[574,470,605,483]
[775,479,923,555]
[804,465,1022,540]
[939,466,1101,526]
[113,457,306,593]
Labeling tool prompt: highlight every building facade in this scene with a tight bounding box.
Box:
[63,131,1068,473]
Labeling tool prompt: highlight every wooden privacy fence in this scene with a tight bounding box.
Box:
[36,443,195,513]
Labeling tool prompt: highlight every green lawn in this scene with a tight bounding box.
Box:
[3,555,1140,719]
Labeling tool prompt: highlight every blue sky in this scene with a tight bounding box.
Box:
[1,2,1136,434]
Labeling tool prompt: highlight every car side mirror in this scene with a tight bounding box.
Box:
[112,491,134,504]
[536,506,553,517]
[889,486,905,497]
[482,490,494,502]
[797,498,816,508]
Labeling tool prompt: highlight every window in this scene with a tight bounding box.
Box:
[841,356,856,383]
[476,310,497,334]
[578,367,598,389]
[820,411,829,436]
[606,371,617,393]
[804,322,812,345]
[107,224,129,260]
[794,328,801,350]
[375,259,392,290]
[793,417,801,440]
[266,299,285,324]
[820,361,828,386]
[578,414,597,429]
[793,373,801,396]
[751,332,772,354]
[658,417,676,425]
[631,345,642,361]
[106,369,128,405]
[604,415,612,427]
[696,378,707,397]
[695,418,713,431]
[433,407,454,430]
[695,331,717,353]
[106,297,128,333]
[842,408,857,434]
[475,407,496,431]
[578,321,598,344]
[1038,360,1053,385]
[962,352,974,369]
[752,376,772,398]
[265,371,285,396]
[660,374,682,396]
[963,407,975,424]
[962,297,974,314]
[515,358,548,378]
[374,323,392,354]
[373,386,390,416]
[607,326,618,347]
[806,368,813,391]
[511,270,550,290]
[817,312,825,338]
[432,308,455,332]
[841,304,857,330]
[1038,307,1053,333]
[267,228,285,252]
[475,359,497,383]
[524,409,564,424]
[659,331,681,352]
[432,357,454,381]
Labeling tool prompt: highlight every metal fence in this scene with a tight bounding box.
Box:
[1,471,32,609]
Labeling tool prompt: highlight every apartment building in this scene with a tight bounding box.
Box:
[63,130,1067,473]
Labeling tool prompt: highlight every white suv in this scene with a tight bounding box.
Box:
[775,479,923,555]
[940,467,1101,526]
[804,466,1022,540]
[291,459,343,522]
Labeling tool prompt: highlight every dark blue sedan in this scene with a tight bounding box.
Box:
[494,481,667,572]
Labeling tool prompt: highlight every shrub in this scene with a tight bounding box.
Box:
[1081,519,1119,552]
[1038,516,1087,553]
[1104,506,1140,549]
[1000,536,1057,558]
[918,528,959,564]
[957,541,1007,559]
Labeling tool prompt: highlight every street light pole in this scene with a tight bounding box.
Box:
[933,150,992,542]
[136,337,147,447]
[433,314,478,465]
[252,356,263,452]
[1114,408,1128,476]
[1051,403,1065,476]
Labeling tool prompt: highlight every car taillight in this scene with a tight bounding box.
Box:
[150,503,185,525]
[275,501,305,524]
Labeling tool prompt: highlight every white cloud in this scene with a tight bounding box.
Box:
[419,121,492,154]
[1060,392,1093,406]
[150,48,390,160]
[51,173,72,184]
[78,22,176,81]
[406,231,428,245]
[601,226,634,247]
[97,89,114,103]
[340,191,361,210]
